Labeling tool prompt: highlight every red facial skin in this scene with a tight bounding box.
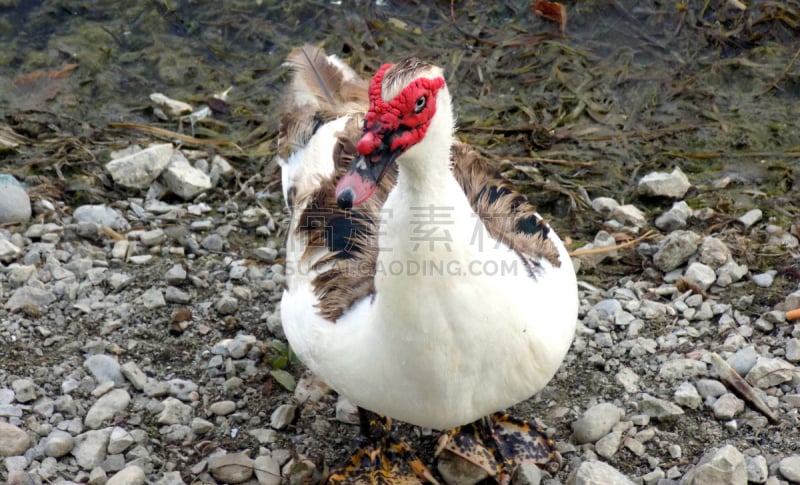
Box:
[335,63,446,208]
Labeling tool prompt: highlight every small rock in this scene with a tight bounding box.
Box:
[74,204,129,230]
[202,233,225,252]
[0,177,31,225]
[254,454,282,485]
[209,453,255,483]
[684,262,716,291]
[107,426,134,454]
[697,379,728,399]
[779,455,800,482]
[165,286,191,304]
[4,286,56,312]
[107,465,146,485]
[595,430,623,459]
[745,455,768,484]
[638,167,691,198]
[786,338,800,363]
[216,294,238,315]
[11,378,37,403]
[0,422,30,456]
[697,236,731,268]
[680,444,745,485]
[84,354,125,386]
[71,428,112,470]
[571,402,624,444]
[85,389,131,429]
[192,417,215,434]
[568,460,635,484]
[751,271,775,288]
[725,346,758,376]
[165,264,187,285]
[140,228,167,246]
[715,261,748,287]
[674,382,702,409]
[158,397,194,425]
[653,230,702,272]
[655,201,692,231]
[44,430,74,458]
[711,393,744,420]
[737,209,762,228]
[294,373,330,404]
[120,361,148,390]
[659,358,707,380]
[638,394,684,421]
[163,151,212,200]
[591,197,619,217]
[746,357,795,389]
[141,287,166,309]
[150,93,193,117]
[0,238,22,262]
[611,204,647,227]
[209,400,237,416]
[513,461,542,485]
[106,143,173,189]
[270,404,296,430]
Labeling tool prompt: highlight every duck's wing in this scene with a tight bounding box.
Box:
[451,142,564,275]
[279,46,396,323]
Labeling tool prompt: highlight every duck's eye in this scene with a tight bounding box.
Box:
[414,96,426,113]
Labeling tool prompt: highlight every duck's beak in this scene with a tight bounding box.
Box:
[335,130,400,209]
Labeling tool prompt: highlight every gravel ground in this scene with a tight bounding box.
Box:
[1,147,800,485]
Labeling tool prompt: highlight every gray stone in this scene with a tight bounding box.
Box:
[680,445,745,485]
[71,428,112,470]
[163,151,212,200]
[674,382,702,409]
[121,361,147,390]
[84,354,125,386]
[0,180,31,225]
[638,167,691,198]
[85,389,130,429]
[611,204,647,227]
[192,417,214,435]
[595,430,622,459]
[209,400,236,416]
[209,453,255,483]
[737,209,762,228]
[165,286,191,304]
[568,460,635,485]
[437,449,488,485]
[779,455,800,482]
[141,287,166,309]
[74,204,129,230]
[746,357,795,388]
[294,373,330,404]
[270,404,296,430]
[0,422,30,456]
[254,454,282,485]
[591,197,619,217]
[44,430,74,458]
[216,294,238,315]
[4,286,56,312]
[697,236,731,268]
[726,346,758,376]
[106,143,173,189]
[711,393,744,420]
[107,426,134,454]
[158,397,194,425]
[335,395,359,424]
[139,228,166,246]
[653,230,701,272]
[0,238,22,262]
[165,264,187,284]
[513,461,542,485]
[167,378,198,400]
[715,261,749,287]
[695,379,727,399]
[751,271,775,288]
[658,358,707,381]
[684,262,716,291]
[107,465,146,485]
[638,394,684,421]
[11,378,37,403]
[745,455,767,484]
[786,338,800,363]
[655,201,692,231]
[571,402,624,444]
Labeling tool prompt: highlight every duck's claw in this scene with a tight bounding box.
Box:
[327,409,439,485]
[435,412,561,482]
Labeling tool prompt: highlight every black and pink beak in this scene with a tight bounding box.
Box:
[335,128,402,209]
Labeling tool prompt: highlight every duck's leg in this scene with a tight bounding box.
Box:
[435,412,561,484]
[327,407,439,485]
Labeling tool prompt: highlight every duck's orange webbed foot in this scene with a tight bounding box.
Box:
[327,408,439,485]
[435,412,561,484]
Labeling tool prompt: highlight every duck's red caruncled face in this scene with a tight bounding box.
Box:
[336,63,445,209]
